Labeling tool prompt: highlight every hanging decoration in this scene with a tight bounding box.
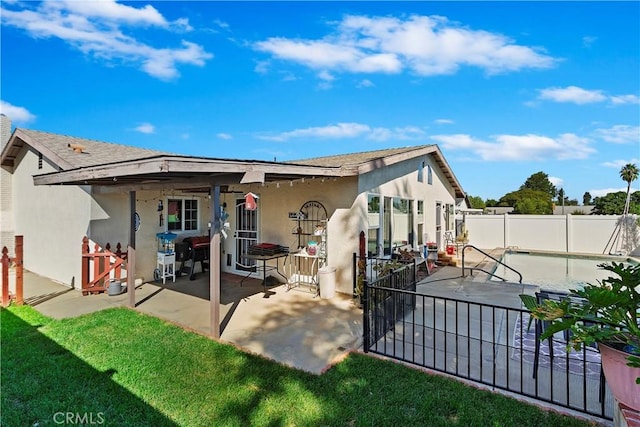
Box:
[219,202,230,239]
[244,192,259,211]
[157,200,164,227]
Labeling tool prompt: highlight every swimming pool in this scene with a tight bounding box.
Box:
[491,251,635,292]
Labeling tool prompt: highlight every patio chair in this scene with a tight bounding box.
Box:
[532,290,605,402]
[236,262,258,287]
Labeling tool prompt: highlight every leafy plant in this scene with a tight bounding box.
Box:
[520,262,640,383]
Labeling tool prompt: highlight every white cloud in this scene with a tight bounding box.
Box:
[357,79,374,88]
[254,14,556,79]
[318,70,335,81]
[538,86,606,104]
[217,133,232,140]
[0,100,36,124]
[582,36,597,47]
[537,86,639,106]
[258,122,426,142]
[610,94,640,105]
[254,60,270,74]
[601,159,639,169]
[134,122,155,134]
[432,132,595,161]
[0,1,211,80]
[58,0,168,26]
[594,125,640,144]
[548,176,564,188]
[434,118,454,125]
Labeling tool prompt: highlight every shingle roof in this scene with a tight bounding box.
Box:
[287,145,436,167]
[3,128,169,169]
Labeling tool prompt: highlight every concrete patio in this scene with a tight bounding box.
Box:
[1,248,502,376]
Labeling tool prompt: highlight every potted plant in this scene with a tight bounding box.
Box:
[520,262,640,411]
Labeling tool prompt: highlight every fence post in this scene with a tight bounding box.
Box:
[362,267,370,353]
[1,247,9,307]
[14,236,23,306]
[81,237,90,295]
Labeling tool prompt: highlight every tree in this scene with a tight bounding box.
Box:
[620,163,639,215]
[498,189,553,214]
[583,191,592,205]
[557,188,565,205]
[520,171,557,199]
[467,195,486,210]
[485,199,499,207]
[592,191,640,215]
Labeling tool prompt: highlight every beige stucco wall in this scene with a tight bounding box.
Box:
[12,148,93,287]
[222,154,459,295]
[358,154,459,248]
[90,189,212,281]
[224,177,359,293]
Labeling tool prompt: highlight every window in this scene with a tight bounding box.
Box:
[392,198,413,248]
[427,165,433,185]
[38,152,43,169]
[444,203,454,231]
[417,160,425,182]
[367,194,380,257]
[417,200,424,246]
[167,198,199,232]
[368,194,416,256]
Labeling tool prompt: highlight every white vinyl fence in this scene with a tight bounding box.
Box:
[464,214,638,255]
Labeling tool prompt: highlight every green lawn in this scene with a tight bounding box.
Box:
[1,305,598,426]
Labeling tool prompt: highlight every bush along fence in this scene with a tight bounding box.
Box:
[1,235,24,307]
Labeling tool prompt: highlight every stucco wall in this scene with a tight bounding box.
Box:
[12,148,93,286]
[90,189,212,281]
[358,154,458,249]
[223,177,359,294]
[465,214,623,254]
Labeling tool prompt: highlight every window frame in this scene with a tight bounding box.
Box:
[166,197,200,232]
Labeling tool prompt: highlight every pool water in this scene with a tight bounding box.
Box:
[492,252,631,292]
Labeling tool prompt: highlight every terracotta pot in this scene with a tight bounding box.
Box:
[599,343,640,411]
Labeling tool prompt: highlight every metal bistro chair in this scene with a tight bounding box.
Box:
[236,261,258,287]
[532,290,605,402]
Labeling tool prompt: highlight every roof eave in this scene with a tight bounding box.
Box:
[1,129,74,170]
[33,156,355,187]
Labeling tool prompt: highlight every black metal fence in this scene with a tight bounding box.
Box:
[359,258,613,420]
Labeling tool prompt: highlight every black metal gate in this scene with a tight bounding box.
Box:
[358,255,612,421]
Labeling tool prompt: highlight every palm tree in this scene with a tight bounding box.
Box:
[620,163,639,215]
[617,163,639,254]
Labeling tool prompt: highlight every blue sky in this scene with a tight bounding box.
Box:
[1,1,638,201]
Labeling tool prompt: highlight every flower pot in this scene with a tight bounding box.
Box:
[599,343,640,411]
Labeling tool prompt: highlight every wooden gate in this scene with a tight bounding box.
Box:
[81,237,127,295]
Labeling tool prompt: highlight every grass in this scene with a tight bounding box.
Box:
[1,305,599,427]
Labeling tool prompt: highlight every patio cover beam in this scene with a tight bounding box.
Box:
[32,156,354,187]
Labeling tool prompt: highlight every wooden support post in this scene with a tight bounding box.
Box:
[210,233,221,338]
[1,246,9,307]
[210,184,221,338]
[14,236,23,306]
[128,191,136,308]
[82,237,90,295]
